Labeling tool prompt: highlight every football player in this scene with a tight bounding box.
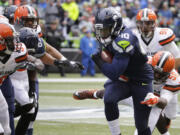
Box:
[0,15,16,135]
[74,51,179,135]
[91,7,154,135]
[0,22,29,135]
[12,5,83,135]
[135,8,180,69]
[141,51,178,135]
[73,8,180,135]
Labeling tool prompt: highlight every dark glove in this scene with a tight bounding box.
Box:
[27,62,36,71]
[69,61,84,70]
[29,80,36,98]
[91,52,105,69]
[54,59,70,67]
[54,59,84,70]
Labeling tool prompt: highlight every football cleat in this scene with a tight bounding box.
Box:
[73,90,98,100]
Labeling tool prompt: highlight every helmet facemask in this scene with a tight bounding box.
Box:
[0,36,17,55]
[153,66,170,84]
[136,8,157,38]
[22,17,38,29]
[95,23,113,46]
[137,20,156,38]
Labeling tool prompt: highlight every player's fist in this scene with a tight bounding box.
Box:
[69,61,84,70]
[54,59,84,70]
[141,93,159,107]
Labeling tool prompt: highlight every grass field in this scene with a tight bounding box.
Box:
[31,73,180,135]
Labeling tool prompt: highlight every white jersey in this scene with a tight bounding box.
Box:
[134,27,180,58]
[154,69,180,96]
[0,43,27,85]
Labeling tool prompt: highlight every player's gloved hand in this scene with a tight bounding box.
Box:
[54,59,84,70]
[141,93,159,107]
[27,62,36,71]
[27,55,44,71]
[69,61,84,70]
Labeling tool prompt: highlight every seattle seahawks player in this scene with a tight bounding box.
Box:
[91,7,153,135]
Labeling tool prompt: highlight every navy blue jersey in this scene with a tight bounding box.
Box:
[32,38,46,58]
[101,27,153,82]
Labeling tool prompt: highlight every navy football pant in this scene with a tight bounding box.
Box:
[1,77,15,135]
[104,80,152,135]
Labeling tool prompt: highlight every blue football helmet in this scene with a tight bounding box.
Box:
[3,5,17,24]
[19,27,39,53]
[94,7,123,46]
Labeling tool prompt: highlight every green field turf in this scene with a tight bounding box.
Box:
[32,73,180,135]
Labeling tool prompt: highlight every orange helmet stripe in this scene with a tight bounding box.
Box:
[152,51,175,73]
[136,8,157,21]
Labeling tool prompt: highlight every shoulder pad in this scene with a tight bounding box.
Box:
[157,28,176,46]
[14,43,28,63]
[163,69,180,92]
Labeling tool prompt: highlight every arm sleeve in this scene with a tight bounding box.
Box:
[101,54,129,80]
[163,41,180,58]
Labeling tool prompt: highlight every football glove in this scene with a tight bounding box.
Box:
[141,93,159,107]
[54,59,84,70]
[27,55,44,71]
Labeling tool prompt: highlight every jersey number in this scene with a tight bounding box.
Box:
[121,33,129,39]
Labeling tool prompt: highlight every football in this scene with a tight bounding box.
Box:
[101,50,113,63]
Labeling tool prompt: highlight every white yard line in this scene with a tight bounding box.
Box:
[38,78,107,83]
[36,107,180,128]
[40,89,91,93]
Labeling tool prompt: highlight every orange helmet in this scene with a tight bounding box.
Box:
[14,5,38,29]
[136,8,157,38]
[0,15,9,23]
[0,22,17,55]
[151,51,175,83]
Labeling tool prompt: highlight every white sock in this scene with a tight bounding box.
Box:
[162,131,170,135]
[93,91,98,98]
[108,119,121,135]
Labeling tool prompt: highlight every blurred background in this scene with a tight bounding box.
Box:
[0,1,178,134]
[0,0,180,76]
